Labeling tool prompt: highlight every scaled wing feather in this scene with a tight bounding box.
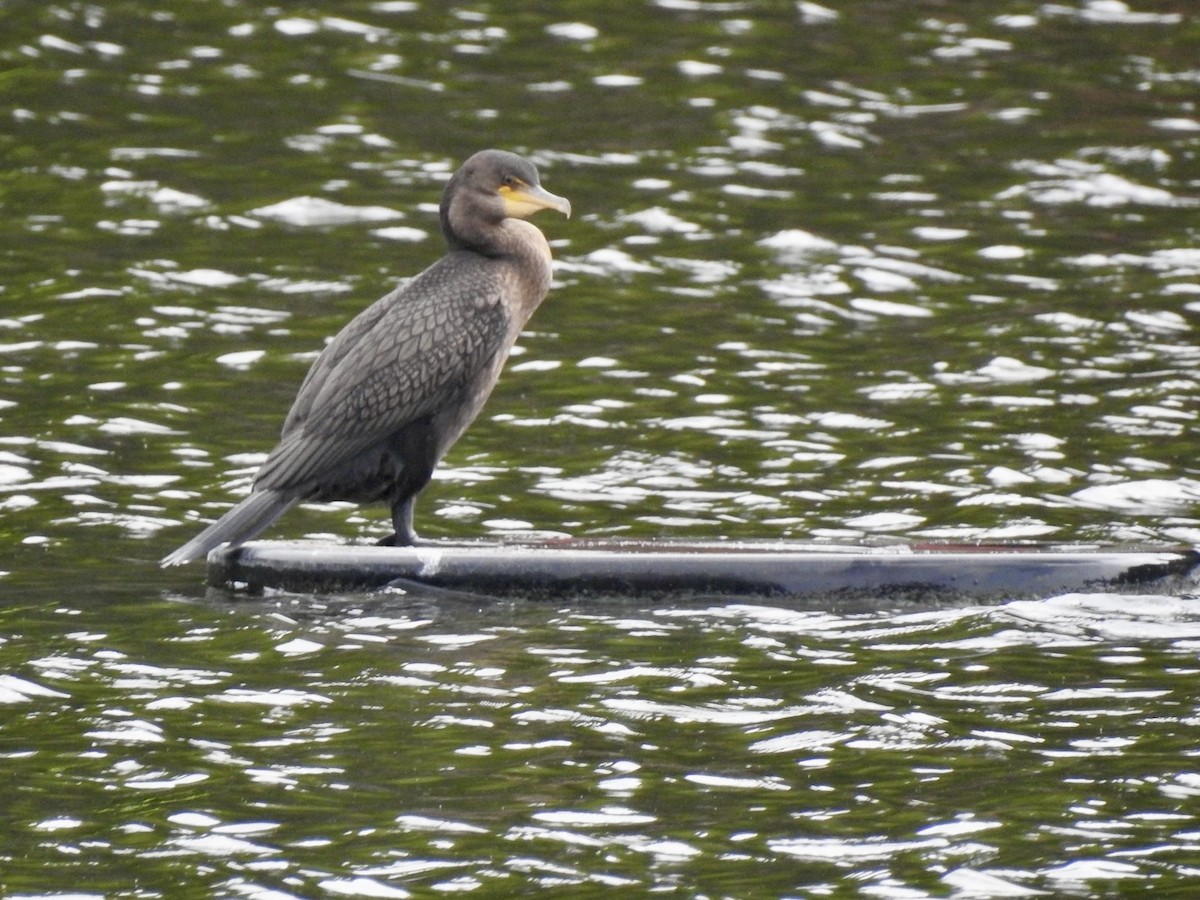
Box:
[254,262,508,492]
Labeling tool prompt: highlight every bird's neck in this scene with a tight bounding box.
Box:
[444,212,550,265]
[498,219,554,317]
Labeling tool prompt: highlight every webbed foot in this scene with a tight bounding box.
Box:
[376,527,420,547]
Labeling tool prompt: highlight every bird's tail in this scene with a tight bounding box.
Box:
[160,490,297,567]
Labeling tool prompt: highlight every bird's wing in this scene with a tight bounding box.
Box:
[254,256,510,492]
[280,280,407,436]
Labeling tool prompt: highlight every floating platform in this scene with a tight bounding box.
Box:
[206,539,1200,601]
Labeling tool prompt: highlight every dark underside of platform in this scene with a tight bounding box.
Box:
[205,539,1200,602]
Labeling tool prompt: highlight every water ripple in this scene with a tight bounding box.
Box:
[4,1,1200,895]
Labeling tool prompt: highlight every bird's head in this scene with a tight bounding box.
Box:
[440,150,570,249]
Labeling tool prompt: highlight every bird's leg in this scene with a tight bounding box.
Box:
[377,496,419,547]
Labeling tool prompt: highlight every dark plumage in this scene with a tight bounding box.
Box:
[161,149,570,566]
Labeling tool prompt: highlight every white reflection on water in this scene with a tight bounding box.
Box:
[1000,158,1192,207]
[1073,479,1200,514]
[769,834,947,862]
[0,674,70,703]
[249,196,404,226]
[1001,593,1200,641]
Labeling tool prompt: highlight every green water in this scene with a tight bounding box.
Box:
[3,0,1200,895]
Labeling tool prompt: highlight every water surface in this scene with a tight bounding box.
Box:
[2,0,1199,895]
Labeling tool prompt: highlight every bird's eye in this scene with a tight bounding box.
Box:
[503,175,521,188]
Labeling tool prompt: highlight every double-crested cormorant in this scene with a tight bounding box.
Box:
[161,149,570,566]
